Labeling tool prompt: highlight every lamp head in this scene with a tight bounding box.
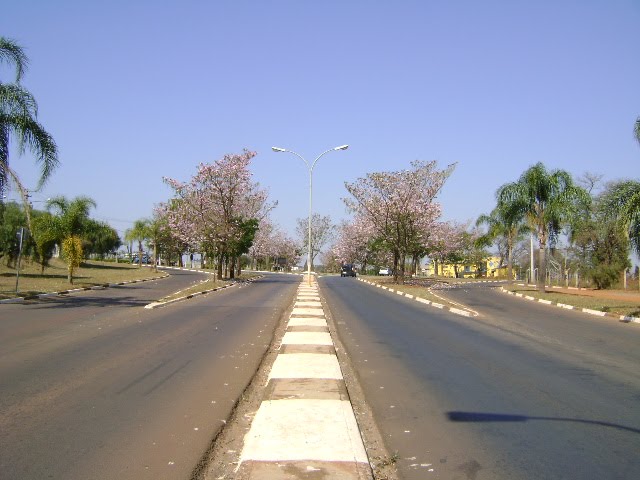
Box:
[334,145,349,151]
[272,147,286,152]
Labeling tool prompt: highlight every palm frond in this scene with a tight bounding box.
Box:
[0,37,29,83]
[14,115,58,187]
[0,83,38,117]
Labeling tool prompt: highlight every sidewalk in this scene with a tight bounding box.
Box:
[235,277,372,479]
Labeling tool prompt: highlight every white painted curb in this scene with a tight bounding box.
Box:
[499,287,640,324]
[356,278,477,318]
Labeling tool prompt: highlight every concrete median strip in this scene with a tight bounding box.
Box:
[236,279,372,479]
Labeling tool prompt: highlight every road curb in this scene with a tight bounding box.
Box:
[357,278,476,317]
[236,278,373,479]
[143,276,264,309]
[499,287,640,324]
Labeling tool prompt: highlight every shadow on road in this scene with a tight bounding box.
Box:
[447,411,640,435]
[22,292,152,310]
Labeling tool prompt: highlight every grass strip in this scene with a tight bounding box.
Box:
[506,286,640,318]
[1,258,162,300]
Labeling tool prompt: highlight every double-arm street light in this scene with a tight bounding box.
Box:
[272,144,349,285]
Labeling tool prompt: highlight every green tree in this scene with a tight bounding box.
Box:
[83,219,121,259]
[45,195,96,283]
[125,219,150,268]
[599,180,640,257]
[498,162,589,292]
[228,217,259,278]
[30,211,57,272]
[0,200,29,266]
[476,199,529,283]
[586,220,630,289]
[0,37,58,201]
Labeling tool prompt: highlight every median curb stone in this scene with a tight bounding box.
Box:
[499,287,640,324]
[357,277,476,317]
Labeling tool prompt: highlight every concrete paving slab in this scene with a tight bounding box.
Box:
[291,307,325,316]
[281,331,333,346]
[269,353,343,380]
[294,301,323,308]
[240,399,368,463]
[287,317,328,327]
[238,459,372,479]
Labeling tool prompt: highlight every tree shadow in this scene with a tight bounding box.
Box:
[447,411,640,435]
[22,291,152,309]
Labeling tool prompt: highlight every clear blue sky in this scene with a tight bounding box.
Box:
[2,0,639,242]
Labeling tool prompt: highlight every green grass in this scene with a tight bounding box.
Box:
[0,257,164,299]
[506,286,640,318]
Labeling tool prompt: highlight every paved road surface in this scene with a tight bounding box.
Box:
[321,277,640,480]
[0,270,299,480]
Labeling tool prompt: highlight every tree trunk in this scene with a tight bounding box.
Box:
[229,257,236,279]
[217,254,223,278]
[392,251,399,283]
[153,242,158,273]
[537,242,546,292]
[507,241,513,284]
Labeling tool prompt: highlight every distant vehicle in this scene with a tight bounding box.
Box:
[132,254,153,264]
[379,267,393,276]
[340,264,357,277]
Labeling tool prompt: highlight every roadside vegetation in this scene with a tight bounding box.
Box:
[2,37,638,299]
[0,257,161,299]
[505,284,640,318]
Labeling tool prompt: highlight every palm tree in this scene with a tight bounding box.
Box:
[599,180,640,256]
[125,219,150,268]
[476,200,528,284]
[498,163,589,292]
[1,37,58,196]
[45,195,97,283]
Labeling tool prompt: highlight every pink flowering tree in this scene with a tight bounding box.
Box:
[344,160,455,283]
[425,221,468,276]
[247,219,299,270]
[163,149,275,278]
[330,215,388,274]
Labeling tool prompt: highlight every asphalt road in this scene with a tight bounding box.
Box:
[320,277,640,480]
[0,270,299,480]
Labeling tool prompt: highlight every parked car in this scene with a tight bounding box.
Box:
[340,264,357,277]
[379,267,393,276]
[132,254,153,264]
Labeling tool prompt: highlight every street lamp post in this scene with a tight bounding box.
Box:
[272,145,349,285]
